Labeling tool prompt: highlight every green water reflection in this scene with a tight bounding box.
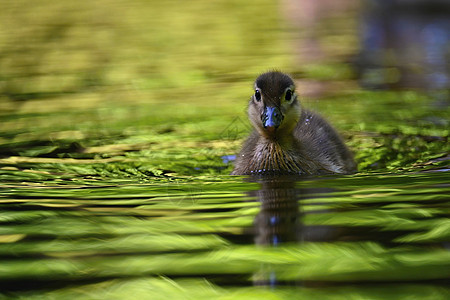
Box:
[0,0,449,299]
[0,173,449,298]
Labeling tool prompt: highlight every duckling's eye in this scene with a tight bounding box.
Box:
[285,89,292,101]
[254,90,261,102]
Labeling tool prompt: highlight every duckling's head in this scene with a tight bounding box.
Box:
[248,71,301,141]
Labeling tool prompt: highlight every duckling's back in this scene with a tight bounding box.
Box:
[294,109,357,174]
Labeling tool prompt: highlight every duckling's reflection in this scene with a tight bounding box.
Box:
[253,177,300,246]
[251,175,338,246]
[249,175,339,286]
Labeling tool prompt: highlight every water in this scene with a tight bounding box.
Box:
[1,172,448,298]
[0,0,449,299]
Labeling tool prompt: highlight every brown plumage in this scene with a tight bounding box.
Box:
[231,71,357,175]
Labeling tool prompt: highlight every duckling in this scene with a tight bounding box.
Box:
[231,71,357,175]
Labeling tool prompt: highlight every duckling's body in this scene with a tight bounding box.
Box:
[232,71,356,175]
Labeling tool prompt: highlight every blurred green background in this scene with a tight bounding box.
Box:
[0,0,448,177]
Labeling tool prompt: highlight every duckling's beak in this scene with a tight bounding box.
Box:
[262,106,283,134]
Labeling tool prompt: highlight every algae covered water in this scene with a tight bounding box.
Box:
[0,0,449,299]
